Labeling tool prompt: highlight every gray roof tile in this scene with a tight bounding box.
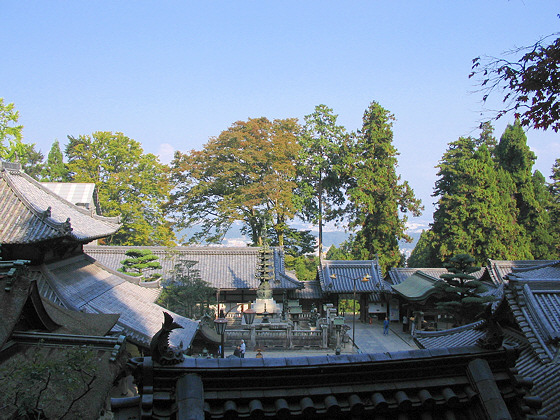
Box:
[0,163,120,244]
[35,254,198,348]
[84,245,303,291]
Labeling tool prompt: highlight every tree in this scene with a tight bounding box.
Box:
[429,131,531,265]
[169,117,301,246]
[0,346,98,419]
[65,131,175,246]
[42,140,69,181]
[548,159,560,255]
[119,249,162,282]
[284,254,319,282]
[494,121,556,258]
[297,105,347,259]
[157,259,216,319]
[434,254,495,326]
[407,230,438,268]
[343,101,423,272]
[0,98,44,175]
[325,239,354,260]
[471,32,560,132]
[0,98,23,159]
[267,226,316,257]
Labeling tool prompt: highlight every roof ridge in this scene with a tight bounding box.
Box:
[2,169,75,235]
[4,167,120,225]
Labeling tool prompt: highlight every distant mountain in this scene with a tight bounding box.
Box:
[176,218,429,258]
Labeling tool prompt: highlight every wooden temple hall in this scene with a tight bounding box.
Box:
[0,161,548,419]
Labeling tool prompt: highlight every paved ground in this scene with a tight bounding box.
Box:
[242,317,418,359]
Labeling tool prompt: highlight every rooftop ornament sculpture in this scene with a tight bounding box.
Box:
[150,312,184,365]
[476,304,504,350]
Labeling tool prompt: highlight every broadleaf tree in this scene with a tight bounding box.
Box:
[471,31,560,132]
[157,259,216,320]
[297,104,347,258]
[0,98,44,175]
[169,117,301,247]
[65,131,175,246]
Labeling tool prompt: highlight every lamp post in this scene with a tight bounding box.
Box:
[330,273,371,346]
[214,318,227,358]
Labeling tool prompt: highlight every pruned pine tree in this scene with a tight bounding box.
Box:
[119,249,162,282]
[435,254,495,326]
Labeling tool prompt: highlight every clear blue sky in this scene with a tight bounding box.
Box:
[2,1,559,233]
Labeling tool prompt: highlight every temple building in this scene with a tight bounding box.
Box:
[0,162,199,352]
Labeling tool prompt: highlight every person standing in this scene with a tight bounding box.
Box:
[240,339,246,358]
[383,317,390,335]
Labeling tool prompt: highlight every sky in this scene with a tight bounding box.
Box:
[2,1,559,240]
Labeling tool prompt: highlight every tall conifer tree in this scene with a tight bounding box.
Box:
[343,101,422,272]
[42,140,68,181]
[494,121,556,258]
[429,128,531,265]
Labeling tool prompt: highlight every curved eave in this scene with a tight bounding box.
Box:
[1,167,121,244]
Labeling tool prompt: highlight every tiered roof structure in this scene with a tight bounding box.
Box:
[0,162,199,349]
[0,256,127,419]
[415,260,560,419]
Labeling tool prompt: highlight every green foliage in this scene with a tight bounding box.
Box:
[119,249,162,281]
[42,140,69,181]
[65,131,175,246]
[169,117,301,247]
[297,105,347,255]
[157,259,216,319]
[342,101,423,273]
[407,230,439,268]
[494,121,557,259]
[325,239,354,260]
[428,126,532,265]
[0,98,24,159]
[338,299,359,315]
[549,159,560,255]
[471,34,560,132]
[267,226,316,257]
[284,254,319,281]
[0,98,44,175]
[0,346,97,419]
[435,254,495,325]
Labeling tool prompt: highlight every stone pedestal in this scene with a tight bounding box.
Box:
[253,298,280,315]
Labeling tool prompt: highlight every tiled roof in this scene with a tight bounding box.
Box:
[116,345,540,419]
[486,259,559,285]
[0,162,120,244]
[294,280,323,300]
[417,278,560,419]
[391,271,443,302]
[387,267,486,285]
[33,254,199,348]
[318,260,388,293]
[84,245,303,291]
[504,275,560,364]
[41,182,98,212]
[415,321,486,349]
